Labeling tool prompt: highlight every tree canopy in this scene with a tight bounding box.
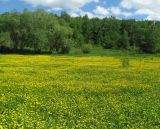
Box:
[0,9,160,54]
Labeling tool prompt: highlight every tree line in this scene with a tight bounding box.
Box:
[0,9,160,54]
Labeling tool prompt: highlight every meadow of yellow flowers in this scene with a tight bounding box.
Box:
[0,55,160,128]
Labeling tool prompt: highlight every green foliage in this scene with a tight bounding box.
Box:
[119,30,130,50]
[103,32,121,49]
[103,36,114,49]
[81,43,92,54]
[61,41,71,54]
[0,9,160,54]
[0,32,12,47]
[142,26,160,53]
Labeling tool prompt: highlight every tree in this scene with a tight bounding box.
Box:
[51,25,73,53]
[60,12,71,22]
[102,36,113,49]
[0,9,160,54]
[70,17,84,47]
[0,32,12,53]
[82,15,92,43]
[0,32,11,47]
[119,30,130,50]
[141,26,160,53]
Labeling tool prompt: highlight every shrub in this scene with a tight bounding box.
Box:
[61,45,70,54]
[129,45,140,53]
[61,39,73,54]
[81,44,92,54]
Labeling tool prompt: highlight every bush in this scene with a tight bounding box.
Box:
[81,44,92,54]
[129,45,140,53]
[61,39,73,54]
[61,45,70,54]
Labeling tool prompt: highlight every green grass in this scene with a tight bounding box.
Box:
[0,53,160,128]
[69,46,160,57]
[69,46,131,56]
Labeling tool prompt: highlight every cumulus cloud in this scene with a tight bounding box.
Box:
[120,0,160,20]
[80,11,96,18]
[68,11,79,17]
[19,0,102,18]
[68,10,98,19]
[93,6,109,15]
[110,7,121,16]
[92,6,132,18]
[109,7,132,17]
[19,0,160,20]
[22,0,99,10]
[135,8,154,15]
[3,0,159,20]
[122,12,132,17]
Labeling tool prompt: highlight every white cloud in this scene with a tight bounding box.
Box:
[109,7,132,17]
[52,8,62,11]
[120,0,132,9]
[68,11,79,17]
[67,9,97,19]
[20,0,132,19]
[92,6,132,18]
[22,0,99,10]
[110,7,121,16]
[93,6,109,15]
[122,12,132,17]
[135,8,154,15]
[68,9,107,19]
[121,0,152,9]
[3,0,154,20]
[80,11,95,18]
[121,0,160,20]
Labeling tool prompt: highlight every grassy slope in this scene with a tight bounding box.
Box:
[0,51,160,128]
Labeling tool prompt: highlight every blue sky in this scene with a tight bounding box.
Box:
[0,0,159,20]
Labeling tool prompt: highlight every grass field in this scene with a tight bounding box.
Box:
[0,54,160,128]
